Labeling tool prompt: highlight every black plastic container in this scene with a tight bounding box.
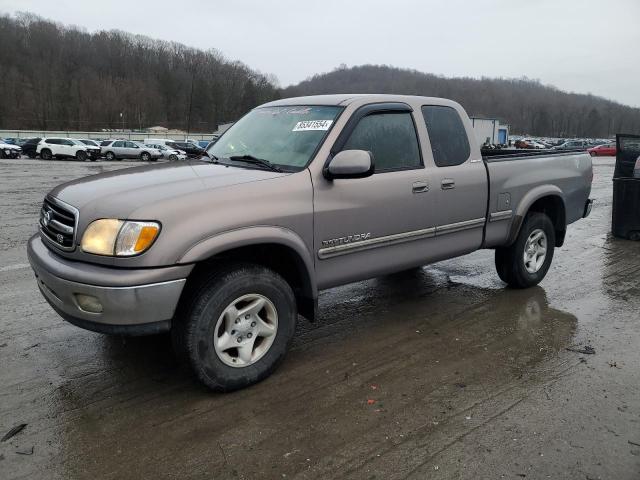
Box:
[612,134,640,240]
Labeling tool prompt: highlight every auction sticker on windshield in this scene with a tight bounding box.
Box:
[292,120,333,131]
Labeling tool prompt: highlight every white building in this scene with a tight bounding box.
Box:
[469,117,510,146]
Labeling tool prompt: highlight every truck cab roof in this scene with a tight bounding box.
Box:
[261,94,460,108]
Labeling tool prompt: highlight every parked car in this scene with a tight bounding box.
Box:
[3,137,28,147]
[144,143,187,161]
[20,138,42,158]
[142,138,174,145]
[165,141,205,158]
[588,143,616,157]
[522,139,547,149]
[100,140,162,161]
[553,140,590,150]
[27,94,593,392]
[514,139,535,149]
[77,139,101,148]
[0,141,22,158]
[70,139,101,160]
[36,138,92,161]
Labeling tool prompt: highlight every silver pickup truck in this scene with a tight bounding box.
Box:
[27,94,593,391]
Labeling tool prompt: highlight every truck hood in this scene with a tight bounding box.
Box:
[49,160,288,216]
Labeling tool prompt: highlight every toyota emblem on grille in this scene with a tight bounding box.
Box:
[56,233,64,243]
[42,209,52,227]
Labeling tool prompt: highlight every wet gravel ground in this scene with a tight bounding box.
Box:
[0,157,639,479]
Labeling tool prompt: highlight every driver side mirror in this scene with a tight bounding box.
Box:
[324,150,374,180]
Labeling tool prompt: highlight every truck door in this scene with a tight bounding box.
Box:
[313,103,437,289]
[420,105,488,257]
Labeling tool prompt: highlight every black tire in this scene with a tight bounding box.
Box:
[140,152,151,162]
[27,153,36,159]
[76,150,87,161]
[172,264,297,392]
[105,151,115,161]
[40,149,52,160]
[495,212,555,289]
[0,150,5,159]
[169,154,177,161]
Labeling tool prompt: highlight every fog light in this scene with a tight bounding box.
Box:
[74,294,103,313]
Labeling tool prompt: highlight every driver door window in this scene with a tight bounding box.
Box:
[342,112,422,172]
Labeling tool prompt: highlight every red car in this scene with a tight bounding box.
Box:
[588,143,616,157]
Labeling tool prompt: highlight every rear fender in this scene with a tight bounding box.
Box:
[508,185,565,245]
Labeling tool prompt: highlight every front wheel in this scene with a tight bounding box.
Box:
[105,151,115,161]
[169,154,177,161]
[76,150,87,161]
[495,212,555,288]
[173,264,297,392]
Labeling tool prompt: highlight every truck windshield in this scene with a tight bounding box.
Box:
[207,105,343,171]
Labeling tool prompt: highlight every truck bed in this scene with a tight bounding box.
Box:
[482,150,593,248]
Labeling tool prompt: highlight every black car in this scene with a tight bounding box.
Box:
[166,141,205,158]
[20,137,42,158]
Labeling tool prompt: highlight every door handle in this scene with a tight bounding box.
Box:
[441,179,455,190]
[412,181,429,194]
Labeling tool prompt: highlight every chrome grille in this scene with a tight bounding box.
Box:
[40,197,78,251]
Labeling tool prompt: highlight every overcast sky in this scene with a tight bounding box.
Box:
[1,0,639,107]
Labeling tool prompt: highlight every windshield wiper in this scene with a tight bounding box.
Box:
[228,155,282,172]
[200,151,217,160]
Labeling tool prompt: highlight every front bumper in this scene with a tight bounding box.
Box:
[27,235,192,335]
[2,147,21,158]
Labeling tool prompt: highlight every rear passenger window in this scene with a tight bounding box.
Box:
[342,112,421,171]
[422,106,471,167]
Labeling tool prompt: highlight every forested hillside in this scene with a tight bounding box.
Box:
[284,65,640,137]
[2,13,639,137]
[0,13,280,131]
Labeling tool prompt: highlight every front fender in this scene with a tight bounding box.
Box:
[176,225,317,298]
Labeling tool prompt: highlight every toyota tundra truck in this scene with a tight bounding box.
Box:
[27,94,593,391]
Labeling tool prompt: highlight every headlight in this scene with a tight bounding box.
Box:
[81,219,160,256]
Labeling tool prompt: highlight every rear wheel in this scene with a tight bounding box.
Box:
[76,150,87,161]
[495,212,555,288]
[27,152,36,159]
[40,149,52,160]
[172,264,297,392]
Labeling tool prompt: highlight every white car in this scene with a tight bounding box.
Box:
[144,143,187,161]
[522,139,547,149]
[37,138,92,161]
[0,141,22,159]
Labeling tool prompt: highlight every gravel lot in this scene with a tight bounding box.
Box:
[1,157,639,479]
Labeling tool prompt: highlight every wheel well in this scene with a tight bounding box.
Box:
[528,195,566,247]
[186,243,316,321]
